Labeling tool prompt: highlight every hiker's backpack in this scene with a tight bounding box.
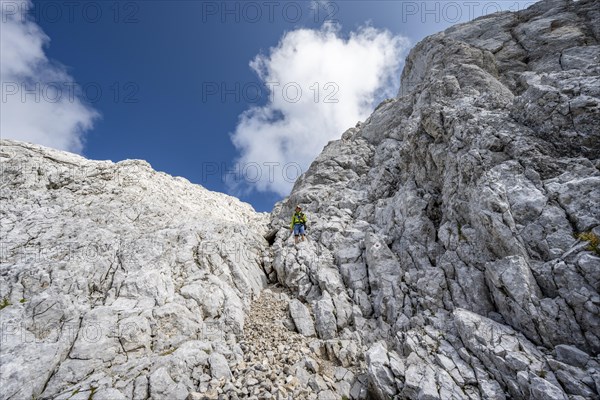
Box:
[301,213,308,229]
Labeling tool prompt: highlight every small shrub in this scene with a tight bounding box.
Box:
[160,348,176,356]
[457,222,466,242]
[0,297,11,310]
[577,231,600,255]
[538,370,547,378]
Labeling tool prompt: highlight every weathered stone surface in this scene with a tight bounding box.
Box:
[555,344,590,368]
[365,342,397,399]
[313,292,337,340]
[324,339,360,368]
[268,1,600,398]
[0,140,269,399]
[209,352,232,380]
[3,0,600,399]
[289,299,316,337]
[149,367,188,400]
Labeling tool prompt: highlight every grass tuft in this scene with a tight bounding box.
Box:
[0,297,11,310]
[577,231,600,255]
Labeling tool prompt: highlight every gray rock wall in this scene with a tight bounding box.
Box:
[0,140,269,400]
[1,0,599,399]
[270,0,600,398]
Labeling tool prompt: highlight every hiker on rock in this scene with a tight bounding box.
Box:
[290,205,307,244]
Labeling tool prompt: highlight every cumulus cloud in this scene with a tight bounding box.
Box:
[0,0,99,153]
[230,23,409,196]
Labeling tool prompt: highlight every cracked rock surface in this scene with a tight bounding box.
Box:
[269,0,600,398]
[2,0,600,399]
[0,142,360,400]
[0,140,271,400]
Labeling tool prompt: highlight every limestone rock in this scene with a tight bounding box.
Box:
[289,299,316,337]
[269,1,600,398]
[555,344,590,368]
[209,352,232,380]
[365,342,397,399]
[313,292,337,340]
[0,140,268,399]
[3,0,600,399]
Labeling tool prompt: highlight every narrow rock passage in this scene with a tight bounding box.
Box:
[223,286,362,400]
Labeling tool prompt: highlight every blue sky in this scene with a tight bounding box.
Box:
[1,1,534,212]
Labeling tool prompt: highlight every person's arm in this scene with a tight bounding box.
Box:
[290,214,294,230]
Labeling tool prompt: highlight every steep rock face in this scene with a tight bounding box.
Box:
[270,0,600,398]
[0,140,269,399]
[2,0,599,399]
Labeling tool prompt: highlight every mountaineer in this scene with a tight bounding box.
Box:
[289,205,307,244]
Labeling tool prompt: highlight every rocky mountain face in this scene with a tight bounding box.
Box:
[270,0,600,398]
[0,140,271,399]
[1,0,599,399]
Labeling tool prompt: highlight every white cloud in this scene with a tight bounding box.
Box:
[230,23,409,196]
[0,0,99,153]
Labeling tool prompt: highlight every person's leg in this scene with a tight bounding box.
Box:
[293,224,300,244]
[300,225,305,241]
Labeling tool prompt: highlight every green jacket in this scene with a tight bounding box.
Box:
[290,212,307,229]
